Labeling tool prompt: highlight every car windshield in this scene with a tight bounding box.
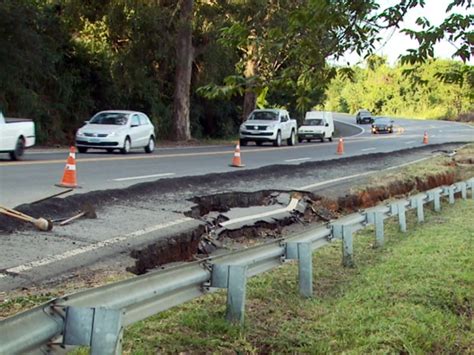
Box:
[375,118,390,124]
[249,111,278,121]
[90,113,128,125]
[303,119,323,126]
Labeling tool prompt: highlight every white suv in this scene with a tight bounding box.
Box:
[239,109,298,146]
[76,110,155,154]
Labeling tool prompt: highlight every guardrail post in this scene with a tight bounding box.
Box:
[285,242,313,298]
[342,225,354,267]
[469,179,474,200]
[373,211,384,247]
[395,202,407,232]
[455,182,467,200]
[411,196,425,223]
[445,185,455,204]
[211,264,248,325]
[62,307,123,355]
[428,189,441,212]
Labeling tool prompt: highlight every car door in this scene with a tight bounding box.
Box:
[280,113,290,139]
[130,114,142,147]
[138,114,151,146]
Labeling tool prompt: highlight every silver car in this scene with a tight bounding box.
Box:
[75,110,156,154]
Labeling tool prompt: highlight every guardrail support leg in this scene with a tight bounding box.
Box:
[342,225,354,267]
[285,242,313,298]
[226,265,247,324]
[457,182,467,199]
[397,203,407,232]
[448,186,455,204]
[432,190,441,212]
[297,242,313,298]
[416,198,424,223]
[374,212,384,248]
[211,264,248,325]
[468,179,474,199]
[63,307,123,355]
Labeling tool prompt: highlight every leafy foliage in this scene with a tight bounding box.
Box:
[324,57,473,120]
[0,0,472,143]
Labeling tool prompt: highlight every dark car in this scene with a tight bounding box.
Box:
[371,117,394,134]
[356,109,373,124]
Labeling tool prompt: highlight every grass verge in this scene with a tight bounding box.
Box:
[123,199,474,354]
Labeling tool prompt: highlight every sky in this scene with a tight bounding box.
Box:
[338,0,473,66]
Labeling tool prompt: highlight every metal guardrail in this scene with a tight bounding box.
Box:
[1,178,473,354]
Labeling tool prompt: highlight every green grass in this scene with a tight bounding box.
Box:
[123,199,474,354]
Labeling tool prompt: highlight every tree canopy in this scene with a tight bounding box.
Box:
[0,0,472,143]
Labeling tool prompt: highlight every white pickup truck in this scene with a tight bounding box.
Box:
[0,111,36,160]
[239,109,297,146]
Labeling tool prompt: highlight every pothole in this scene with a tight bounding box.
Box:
[128,171,457,275]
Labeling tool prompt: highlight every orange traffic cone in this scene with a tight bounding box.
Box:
[56,146,79,188]
[336,137,344,155]
[423,131,429,144]
[230,143,245,168]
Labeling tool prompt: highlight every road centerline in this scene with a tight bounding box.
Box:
[113,173,176,182]
[284,157,311,162]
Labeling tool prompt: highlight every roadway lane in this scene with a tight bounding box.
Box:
[1,113,473,207]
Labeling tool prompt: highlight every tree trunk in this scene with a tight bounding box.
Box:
[242,48,257,121]
[242,90,257,121]
[172,0,193,141]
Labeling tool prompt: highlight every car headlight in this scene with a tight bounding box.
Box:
[76,131,84,137]
[108,132,116,137]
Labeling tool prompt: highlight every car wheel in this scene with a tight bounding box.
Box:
[273,131,282,147]
[239,139,248,147]
[9,137,25,161]
[121,137,131,154]
[287,130,296,146]
[320,134,325,143]
[256,141,263,146]
[298,137,303,143]
[144,136,155,153]
[106,148,114,153]
[78,147,88,154]
[328,136,333,142]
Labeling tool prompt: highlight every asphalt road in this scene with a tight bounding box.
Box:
[0,113,473,207]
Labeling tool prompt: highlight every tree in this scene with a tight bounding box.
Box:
[172,0,194,141]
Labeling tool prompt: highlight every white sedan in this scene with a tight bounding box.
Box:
[75,110,156,154]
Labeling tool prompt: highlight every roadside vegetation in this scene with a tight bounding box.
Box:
[122,199,474,353]
[1,1,471,144]
[324,58,473,121]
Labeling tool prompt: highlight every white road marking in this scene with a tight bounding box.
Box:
[0,217,193,277]
[361,147,376,151]
[113,173,175,182]
[298,156,436,190]
[285,157,311,163]
[298,172,375,190]
[405,141,416,144]
[220,198,299,227]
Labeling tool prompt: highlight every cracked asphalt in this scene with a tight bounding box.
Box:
[0,137,468,291]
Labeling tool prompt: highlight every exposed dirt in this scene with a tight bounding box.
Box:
[127,170,458,275]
